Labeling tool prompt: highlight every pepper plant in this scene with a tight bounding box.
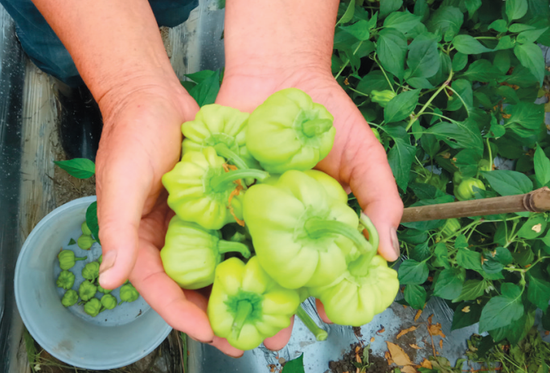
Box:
[334,0,550,350]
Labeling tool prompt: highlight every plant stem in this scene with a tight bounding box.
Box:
[232,301,252,340]
[218,240,251,258]
[304,218,373,258]
[373,53,395,93]
[407,70,454,131]
[360,213,379,251]
[302,119,333,137]
[210,169,269,190]
[296,306,328,341]
[487,138,493,171]
[334,41,364,80]
[75,256,87,262]
[213,143,249,171]
[445,85,470,113]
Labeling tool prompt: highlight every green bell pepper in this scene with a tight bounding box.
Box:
[81,221,92,235]
[161,216,251,289]
[163,147,269,229]
[456,178,486,201]
[207,257,300,350]
[79,280,97,302]
[84,298,102,317]
[370,89,396,107]
[61,289,79,307]
[101,294,117,310]
[56,270,75,290]
[243,170,370,289]
[119,283,139,304]
[58,250,86,270]
[439,218,461,238]
[97,284,112,294]
[181,104,259,170]
[82,262,100,283]
[246,88,335,173]
[77,235,95,250]
[308,214,399,326]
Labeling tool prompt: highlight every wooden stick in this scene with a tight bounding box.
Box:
[401,187,550,223]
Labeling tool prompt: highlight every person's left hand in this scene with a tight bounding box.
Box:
[215,67,404,350]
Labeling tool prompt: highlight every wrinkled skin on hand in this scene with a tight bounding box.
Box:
[94,80,242,357]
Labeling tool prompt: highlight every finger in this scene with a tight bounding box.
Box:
[315,299,333,324]
[263,316,295,351]
[343,118,403,261]
[128,239,215,343]
[97,142,155,289]
[210,337,244,358]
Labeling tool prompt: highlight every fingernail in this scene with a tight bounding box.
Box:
[198,339,214,344]
[390,227,400,259]
[99,251,116,275]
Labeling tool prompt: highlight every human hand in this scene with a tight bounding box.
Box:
[94,78,243,357]
[215,67,403,344]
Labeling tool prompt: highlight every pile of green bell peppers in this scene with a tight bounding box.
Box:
[162,88,399,350]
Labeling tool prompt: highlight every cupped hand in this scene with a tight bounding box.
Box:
[94,78,243,357]
[216,67,403,347]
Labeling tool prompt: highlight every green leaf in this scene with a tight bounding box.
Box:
[425,119,483,153]
[380,0,402,18]
[488,115,506,139]
[481,170,533,196]
[388,139,416,192]
[282,353,304,373]
[54,158,95,179]
[527,270,550,312]
[517,27,549,44]
[452,52,468,72]
[517,215,547,239]
[490,310,535,345]
[406,77,434,89]
[478,283,524,332]
[188,70,220,107]
[68,238,76,246]
[513,43,545,85]
[384,89,420,123]
[446,79,474,113]
[398,229,428,245]
[493,50,511,74]
[482,251,504,274]
[413,0,429,21]
[453,280,487,303]
[535,145,550,186]
[488,19,508,33]
[493,247,514,265]
[428,50,452,86]
[452,302,482,330]
[398,259,429,285]
[404,284,427,310]
[357,71,392,94]
[341,20,370,41]
[496,85,520,105]
[460,60,501,82]
[336,0,355,26]
[426,6,463,41]
[506,102,546,130]
[509,23,535,33]
[452,35,492,55]
[383,11,421,34]
[505,0,528,21]
[434,242,451,269]
[377,29,408,81]
[407,35,440,78]
[464,0,482,18]
[434,268,465,300]
[410,240,431,261]
[456,248,483,271]
[85,202,100,244]
[185,70,216,84]
[494,35,516,51]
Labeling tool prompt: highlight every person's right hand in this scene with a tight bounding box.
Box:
[94,77,243,357]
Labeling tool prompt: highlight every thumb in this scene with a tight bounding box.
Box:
[96,149,153,289]
[348,131,403,262]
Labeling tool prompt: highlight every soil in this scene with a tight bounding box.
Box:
[328,345,392,373]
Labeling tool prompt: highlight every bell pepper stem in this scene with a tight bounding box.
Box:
[232,301,253,340]
[296,306,328,341]
[218,240,252,259]
[213,143,249,171]
[210,169,269,191]
[75,256,87,262]
[301,119,333,138]
[304,218,373,256]
[359,213,379,251]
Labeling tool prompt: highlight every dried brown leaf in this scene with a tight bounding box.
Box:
[397,326,417,339]
[401,366,417,373]
[420,359,432,369]
[370,337,375,343]
[414,310,422,322]
[409,344,422,350]
[428,323,446,338]
[386,342,412,366]
[439,340,443,349]
[385,351,394,366]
